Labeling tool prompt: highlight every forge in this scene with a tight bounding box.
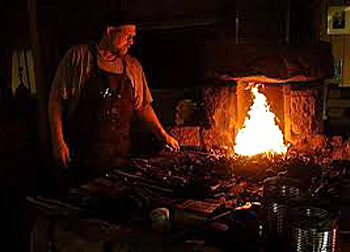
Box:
[168,79,325,156]
[166,42,335,156]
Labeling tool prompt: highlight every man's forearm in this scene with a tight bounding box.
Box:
[48,90,65,148]
[135,104,167,141]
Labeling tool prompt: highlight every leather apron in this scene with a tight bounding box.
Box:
[71,52,134,176]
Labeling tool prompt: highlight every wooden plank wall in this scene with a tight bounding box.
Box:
[320,0,350,86]
[331,35,350,86]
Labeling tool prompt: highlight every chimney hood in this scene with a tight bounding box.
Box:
[202,40,333,84]
[134,23,333,88]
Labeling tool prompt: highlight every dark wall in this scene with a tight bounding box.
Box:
[122,0,222,23]
[1,0,29,46]
[4,0,323,90]
[1,0,28,90]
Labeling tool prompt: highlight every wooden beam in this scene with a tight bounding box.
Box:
[331,35,345,86]
[28,0,50,161]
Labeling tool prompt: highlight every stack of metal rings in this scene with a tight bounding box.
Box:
[289,206,338,252]
[263,176,304,241]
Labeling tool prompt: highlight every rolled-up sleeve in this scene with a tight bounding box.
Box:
[127,57,153,110]
[49,46,85,145]
[139,69,153,108]
[50,47,81,101]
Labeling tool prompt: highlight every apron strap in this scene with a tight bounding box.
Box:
[87,44,129,94]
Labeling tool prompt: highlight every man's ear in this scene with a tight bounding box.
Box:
[105,26,119,38]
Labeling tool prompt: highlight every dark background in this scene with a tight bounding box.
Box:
[1,0,321,89]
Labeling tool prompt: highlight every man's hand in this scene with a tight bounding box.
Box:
[135,104,180,152]
[163,133,180,152]
[55,141,71,168]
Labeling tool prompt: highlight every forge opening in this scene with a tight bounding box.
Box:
[234,81,323,155]
[234,84,287,156]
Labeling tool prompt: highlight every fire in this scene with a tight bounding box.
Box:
[234,85,287,156]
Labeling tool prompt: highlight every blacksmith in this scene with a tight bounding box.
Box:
[49,12,179,177]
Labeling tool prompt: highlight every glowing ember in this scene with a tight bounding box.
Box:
[234,85,287,156]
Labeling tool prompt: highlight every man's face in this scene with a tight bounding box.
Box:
[107,25,136,55]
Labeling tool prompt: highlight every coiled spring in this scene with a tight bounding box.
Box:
[289,206,338,252]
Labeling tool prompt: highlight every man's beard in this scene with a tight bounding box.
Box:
[100,36,122,55]
[107,42,122,55]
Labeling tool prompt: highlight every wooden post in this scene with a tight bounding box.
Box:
[28,0,50,161]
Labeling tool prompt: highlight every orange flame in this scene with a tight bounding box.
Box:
[234,85,287,156]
